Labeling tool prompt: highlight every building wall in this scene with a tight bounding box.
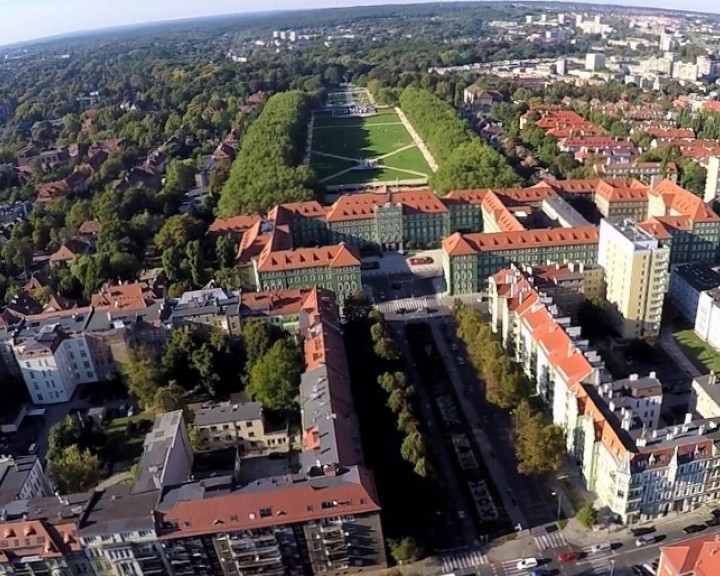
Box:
[695,291,720,351]
[668,270,708,324]
[195,415,290,454]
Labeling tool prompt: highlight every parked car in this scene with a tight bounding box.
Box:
[590,543,611,553]
[706,516,720,527]
[635,534,656,547]
[683,524,706,534]
[516,558,538,570]
[27,443,38,455]
[630,526,655,537]
[557,552,579,562]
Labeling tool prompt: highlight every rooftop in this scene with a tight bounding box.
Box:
[194,403,263,428]
[672,263,720,293]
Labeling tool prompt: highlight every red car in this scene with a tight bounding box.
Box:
[558,552,579,562]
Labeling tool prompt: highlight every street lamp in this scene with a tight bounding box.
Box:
[609,559,615,576]
[551,491,562,522]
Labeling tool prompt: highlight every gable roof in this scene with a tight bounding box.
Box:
[257,243,360,273]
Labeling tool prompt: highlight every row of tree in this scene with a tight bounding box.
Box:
[398,87,521,195]
[218,91,316,216]
[453,304,565,476]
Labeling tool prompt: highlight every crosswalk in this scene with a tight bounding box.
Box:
[576,546,615,575]
[499,559,537,576]
[440,548,489,572]
[375,296,441,314]
[533,531,567,550]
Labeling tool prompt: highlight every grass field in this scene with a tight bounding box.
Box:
[673,328,720,373]
[310,108,432,185]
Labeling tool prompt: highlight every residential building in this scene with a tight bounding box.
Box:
[694,288,720,351]
[668,263,720,324]
[659,534,720,575]
[15,323,105,405]
[0,456,50,506]
[585,53,606,71]
[489,270,720,524]
[443,227,599,294]
[690,373,720,419]
[523,262,605,319]
[193,402,290,454]
[156,466,385,576]
[131,410,194,494]
[598,218,669,339]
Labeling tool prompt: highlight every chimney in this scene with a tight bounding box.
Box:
[685,412,693,425]
[699,425,706,436]
[649,371,656,379]
[711,371,717,386]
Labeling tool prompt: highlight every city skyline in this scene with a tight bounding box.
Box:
[1,0,719,47]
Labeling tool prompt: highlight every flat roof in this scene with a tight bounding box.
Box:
[673,263,720,293]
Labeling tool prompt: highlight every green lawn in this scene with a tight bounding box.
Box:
[311,109,431,183]
[104,411,156,472]
[382,146,433,174]
[323,166,427,186]
[673,328,720,373]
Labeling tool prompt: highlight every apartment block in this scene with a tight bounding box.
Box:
[443,227,599,294]
[0,288,386,576]
[0,456,51,506]
[193,402,290,454]
[690,373,720,419]
[598,218,669,339]
[490,269,720,523]
[668,262,720,324]
[694,288,720,352]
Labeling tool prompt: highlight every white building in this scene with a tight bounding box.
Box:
[704,156,720,202]
[668,263,720,324]
[14,324,106,405]
[556,58,568,76]
[672,62,699,82]
[697,55,715,78]
[585,53,606,71]
[695,288,720,352]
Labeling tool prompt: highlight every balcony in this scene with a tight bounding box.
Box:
[235,554,283,569]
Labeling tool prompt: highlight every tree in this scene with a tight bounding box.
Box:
[3,238,33,276]
[48,445,100,494]
[242,319,282,368]
[185,239,204,287]
[387,385,414,413]
[215,234,237,269]
[516,400,566,475]
[576,503,597,528]
[431,140,522,195]
[218,92,314,216]
[388,536,423,564]
[246,339,302,411]
[47,416,82,463]
[400,431,425,464]
[152,381,187,413]
[154,214,205,252]
[377,371,408,393]
[124,347,161,408]
[342,291,372,323]
[397,407,418,434]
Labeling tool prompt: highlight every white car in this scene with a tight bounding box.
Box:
[516,558,539,570]
[590,543,611,553]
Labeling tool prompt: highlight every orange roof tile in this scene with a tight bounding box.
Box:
[443,226,599,255]
[257,243,360,272]
[208,215,262,236]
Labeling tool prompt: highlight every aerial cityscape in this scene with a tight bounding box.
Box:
[6,2,720,576]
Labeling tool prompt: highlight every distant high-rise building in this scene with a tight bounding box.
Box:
[585,52,606,71]
[598,218,669,339]
[279,30,287,40]
[659,32,676,52]
[556,58,568,76]
[558,13,566,25]
[697,54,715,77]
[289,31,297,42]
[526,15,533,24]
[272,30,280,39]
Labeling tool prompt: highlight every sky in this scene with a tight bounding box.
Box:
[0,0,717,47]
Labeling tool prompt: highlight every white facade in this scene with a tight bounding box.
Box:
[15,326,102,405]
[585,53,606,71]
[695,289,720,352]
[668,264,720,324]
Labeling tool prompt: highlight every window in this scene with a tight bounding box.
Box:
[248,431,255,438]
[259,507,272,518]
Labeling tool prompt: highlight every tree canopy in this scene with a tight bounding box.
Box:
[246,339,303,411]
[218,91,316,216]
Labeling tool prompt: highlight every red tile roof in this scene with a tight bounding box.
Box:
[208,215,262,236]
[660,534,720,576]
[443,226,599,255]
[91,282,161,310]
[257,243,360,272]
